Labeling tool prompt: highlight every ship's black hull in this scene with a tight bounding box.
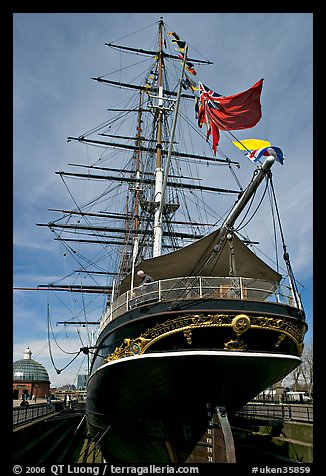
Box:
[86,298,307,463]
[87,350,301,463]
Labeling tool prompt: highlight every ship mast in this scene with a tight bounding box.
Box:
[152,18,165,258]
[153,19,188,257]
[130,90,144,290]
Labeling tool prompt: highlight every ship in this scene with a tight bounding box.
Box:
[38,18,308,463]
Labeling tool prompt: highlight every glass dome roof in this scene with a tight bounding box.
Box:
[13,347,50,382]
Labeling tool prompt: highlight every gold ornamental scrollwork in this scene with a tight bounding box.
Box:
[231,314,251,335]
[275,334,286,348]
[107,337,151,361]
[183,329,192,345]
[105,312,305,362]
[224,339,247,351]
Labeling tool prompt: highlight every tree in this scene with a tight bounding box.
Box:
[300,341,313,397]
[284,339,313,397]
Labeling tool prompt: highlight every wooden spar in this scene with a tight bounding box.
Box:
[67,136,240,166]
[99,133,175,143]
[66,164,202,181]
[192,156,276,275]
[56,321,99,325]
[221,157,275,234]
[48,208,215,227]
[54,238,182,248]
[48,208,134,220]
[92,77,195,99]
[14,286,111,294]
[105,42,213,64]
[37,222,205,240]
[55,170,240,194]
[73,270,118,275]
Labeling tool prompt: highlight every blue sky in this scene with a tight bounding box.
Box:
[13,13,313,387]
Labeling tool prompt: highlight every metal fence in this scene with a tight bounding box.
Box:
[236,403,313,424]
[13,401,64,427]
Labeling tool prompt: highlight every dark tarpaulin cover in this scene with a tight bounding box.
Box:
[118,229,281,296]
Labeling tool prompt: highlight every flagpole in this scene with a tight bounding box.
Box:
[226,130,263,165]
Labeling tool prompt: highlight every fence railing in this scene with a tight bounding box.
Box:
[99,276,297,334]
[13,401,64,427]
[236,403,313,424]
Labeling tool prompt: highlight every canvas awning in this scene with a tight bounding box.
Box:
[118,229,281,296]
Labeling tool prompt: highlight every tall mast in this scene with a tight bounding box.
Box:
[118,90,144,281]
[134,90,144,235]
[153,18,165,257]
[131,90,144,290]
[153,19,188,257]
[156,45,188,228]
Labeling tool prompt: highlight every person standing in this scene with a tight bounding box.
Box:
[136,270,154,285]
[135,270,155,305]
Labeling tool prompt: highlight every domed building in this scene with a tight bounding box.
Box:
[13,347,51,400]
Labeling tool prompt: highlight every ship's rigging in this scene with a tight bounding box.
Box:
[16,18,305,380]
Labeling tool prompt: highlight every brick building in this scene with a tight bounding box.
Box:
[13,347,50,400]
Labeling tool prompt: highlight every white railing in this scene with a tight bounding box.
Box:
[98,276,297,335]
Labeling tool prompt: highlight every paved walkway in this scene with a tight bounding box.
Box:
[13,398,52,407]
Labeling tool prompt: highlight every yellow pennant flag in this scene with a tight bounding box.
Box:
[232,138,271,151]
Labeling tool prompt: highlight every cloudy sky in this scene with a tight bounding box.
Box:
[13,12,313,387]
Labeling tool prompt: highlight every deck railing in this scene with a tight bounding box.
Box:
[99,276,296,334]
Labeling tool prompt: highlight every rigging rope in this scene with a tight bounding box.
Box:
[47,294,82,375]
[108,21,158,45]
[268,181,280,274]
[268,176,303,309]
[235,175,269,232]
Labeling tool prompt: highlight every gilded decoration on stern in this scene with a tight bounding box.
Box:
[224,339,247,351]
[231,314,251,335]
[105,313,304,362]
